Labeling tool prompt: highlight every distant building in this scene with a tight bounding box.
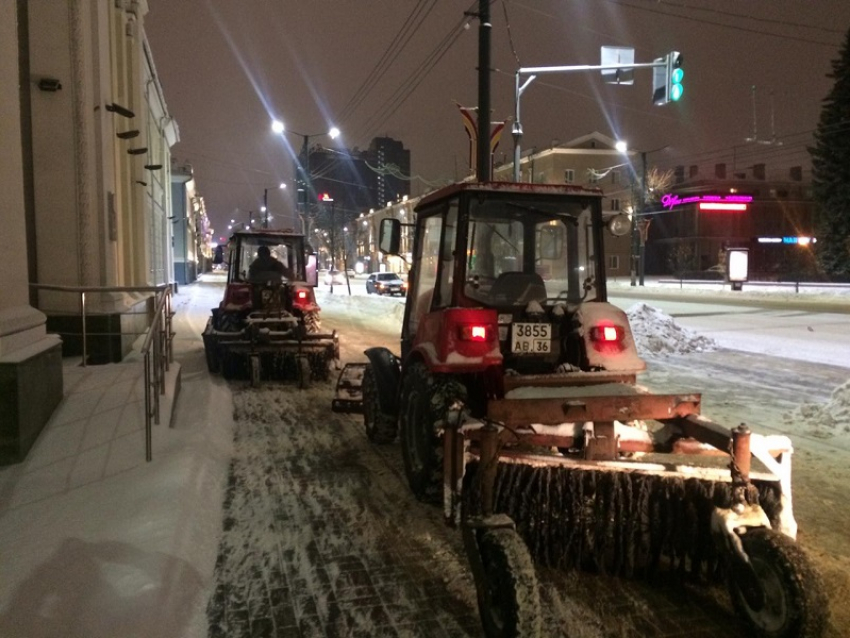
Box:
[308,136,411,269]
[309,136,411,218]
[171,162,211,284]
[646,166,816,279]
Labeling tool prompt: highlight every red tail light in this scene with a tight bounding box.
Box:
[291,287,313,309]
[590,324,622,342]
[459,324,489,342]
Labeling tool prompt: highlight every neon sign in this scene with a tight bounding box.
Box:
[757,236,816,245]
[661,193,752,211]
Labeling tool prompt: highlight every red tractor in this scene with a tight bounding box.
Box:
[333,181,826,638]
[203,229,338,387]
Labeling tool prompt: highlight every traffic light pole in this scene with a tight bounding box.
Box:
[512,57,672,181]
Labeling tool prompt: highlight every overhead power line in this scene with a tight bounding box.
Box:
[338,0,439,124]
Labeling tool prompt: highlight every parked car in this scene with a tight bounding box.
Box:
[366,272,406,296]
[323,269,347,285]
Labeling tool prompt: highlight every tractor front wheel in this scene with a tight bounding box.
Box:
[728,527,828,638]
[363,365,397,444]
[399,362,466,504]
[475,528,542,638]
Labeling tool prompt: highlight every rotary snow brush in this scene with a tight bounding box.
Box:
[462,459,783,576]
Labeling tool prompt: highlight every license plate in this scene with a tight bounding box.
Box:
[512,323,551,354]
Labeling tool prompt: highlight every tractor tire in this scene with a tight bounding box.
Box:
[728,527,829,638]
[399,362,466,504]
[203,330,221,374]
[304,311,321,334]
[362,365,397,444]
[475,528,542,638]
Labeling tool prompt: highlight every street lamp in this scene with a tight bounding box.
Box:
[262,182,287,229]
[270,119,341,226]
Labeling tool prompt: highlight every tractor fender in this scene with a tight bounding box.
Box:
[364,346,402,416]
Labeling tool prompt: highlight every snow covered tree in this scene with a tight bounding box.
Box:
[810,27,850,280]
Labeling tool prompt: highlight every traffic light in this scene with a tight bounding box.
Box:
[668,52,684,102]
[652,51,684,105]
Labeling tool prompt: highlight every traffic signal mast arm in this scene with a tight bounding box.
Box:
[512,52,681,181]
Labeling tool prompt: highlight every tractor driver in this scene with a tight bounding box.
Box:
[248,245,292,282]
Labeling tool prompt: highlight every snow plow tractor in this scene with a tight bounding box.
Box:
[332,181,827,638]
[203,229,339,388]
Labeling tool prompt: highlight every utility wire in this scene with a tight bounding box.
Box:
[337,0,439,124]
[501,0,521,67]
[608,0,841,47]
[351,1,482,144]
[625,0,845,35]
[355,15,470,139]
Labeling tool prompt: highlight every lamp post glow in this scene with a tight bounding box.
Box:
[271,120,341,229]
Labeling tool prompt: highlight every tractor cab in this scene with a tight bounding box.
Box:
[204,228,338,387]
[380,182,633,376]
[221,229,318,315]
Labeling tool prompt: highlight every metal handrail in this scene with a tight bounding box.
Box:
[29,282,176,461]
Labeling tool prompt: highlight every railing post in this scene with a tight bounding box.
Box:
[165,287,173,367]
[81,291,88,367]
[153,322,162,426]
[144,350,152,462]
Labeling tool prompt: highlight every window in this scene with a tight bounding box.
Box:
[610,198,620,211]
[608,255,620,270]
[407,215,444,336]
[611,170,620,185]
[564,169,575,184]
[587,171,598,184]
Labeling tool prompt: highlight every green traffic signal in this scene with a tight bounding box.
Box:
[669,53,684,102]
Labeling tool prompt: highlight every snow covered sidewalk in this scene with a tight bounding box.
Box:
[0,280,232,638]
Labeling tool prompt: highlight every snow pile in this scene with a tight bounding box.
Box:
[626,302,718,356]
[785,379,850,440]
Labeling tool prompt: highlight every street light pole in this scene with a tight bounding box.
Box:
[300,135,310,220]
[271,119,340,236]
[631,145,668,286]
[262,183,287,230]
[639,151,648,286]
[326,196,336,293]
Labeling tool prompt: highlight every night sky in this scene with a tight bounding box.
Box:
[144,1,850,240]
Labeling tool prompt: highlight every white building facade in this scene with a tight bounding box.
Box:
[0,0,178,463]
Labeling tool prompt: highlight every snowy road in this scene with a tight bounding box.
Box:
[195,281,850,637]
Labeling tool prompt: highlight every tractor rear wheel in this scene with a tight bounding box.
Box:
[729,527,828,638]
[399,362,466,504]
[362,365,397,444]
[475,528,542,638]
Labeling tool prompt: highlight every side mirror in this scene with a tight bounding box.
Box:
[379,218,401,255]
[607,214,631,237]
